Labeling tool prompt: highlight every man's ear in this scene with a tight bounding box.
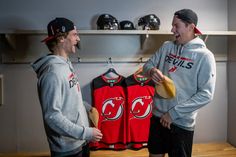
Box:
[189,23,195,32]
[58,36,65,43]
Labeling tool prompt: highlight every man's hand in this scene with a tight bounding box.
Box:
[149,68,164,84]
[91,128,103,142]
[160,112,172,129]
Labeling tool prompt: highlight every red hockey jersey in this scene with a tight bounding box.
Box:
[125,74,155,149]
[90,74,127,150]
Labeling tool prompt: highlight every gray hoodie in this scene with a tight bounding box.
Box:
[31,55,93,156]
[143,37,216,131]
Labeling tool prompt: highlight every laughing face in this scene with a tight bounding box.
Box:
[171,15,195,45]
[63,28,80,54]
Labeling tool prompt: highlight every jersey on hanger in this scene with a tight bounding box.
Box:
[126,74,155,149]
[90,74,127,150]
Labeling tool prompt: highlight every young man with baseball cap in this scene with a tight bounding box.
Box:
[143,9,216,157]
[31,17,103,157]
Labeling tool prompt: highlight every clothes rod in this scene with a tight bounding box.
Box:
[76,57,147,64]
[1,56,227,64]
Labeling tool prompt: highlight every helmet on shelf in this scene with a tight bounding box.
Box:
[96,14,119,30]
[138,14,160,30]
[119,20,135,30]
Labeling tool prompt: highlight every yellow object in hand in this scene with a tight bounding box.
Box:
[89,107,99,128]
[155,75,176,99]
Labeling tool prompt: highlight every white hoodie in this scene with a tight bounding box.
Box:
[143,37,216,131]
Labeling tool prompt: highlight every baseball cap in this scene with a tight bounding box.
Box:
[41,17,76,42]
[155,76,176,99]
[174,9,202,35]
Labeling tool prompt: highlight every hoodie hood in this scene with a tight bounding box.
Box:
[31,55,71,78]
[183,36,206,49]
[173,36,206,58]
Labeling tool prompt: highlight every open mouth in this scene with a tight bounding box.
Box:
[75,43,80,49]
[174,33,180,40]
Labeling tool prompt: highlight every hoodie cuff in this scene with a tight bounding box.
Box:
[83,127,93,140]
[168,107,179,121]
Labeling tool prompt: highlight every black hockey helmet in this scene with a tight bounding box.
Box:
[119,20,135,30]
[138,14,160,30]
[96,14,119,30]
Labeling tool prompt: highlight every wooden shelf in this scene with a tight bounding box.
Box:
[1,30,236,35]
[0,29,232,63]
[78,30,172,35]
[79,30,236,35]
[202,31,236,35]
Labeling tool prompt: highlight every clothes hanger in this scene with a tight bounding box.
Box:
[103,67,119,76]
[134,66,143,76]
[103,57,120,78]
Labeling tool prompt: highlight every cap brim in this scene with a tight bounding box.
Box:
[194,27,202,35]
[41,36,55,43]
[155,76,176,99]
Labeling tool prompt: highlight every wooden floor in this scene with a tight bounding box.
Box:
[0,143,236,157]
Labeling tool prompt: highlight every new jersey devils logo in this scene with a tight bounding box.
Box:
[102,97,124,121]
[130,96,152,119]
[68,73,81,92]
